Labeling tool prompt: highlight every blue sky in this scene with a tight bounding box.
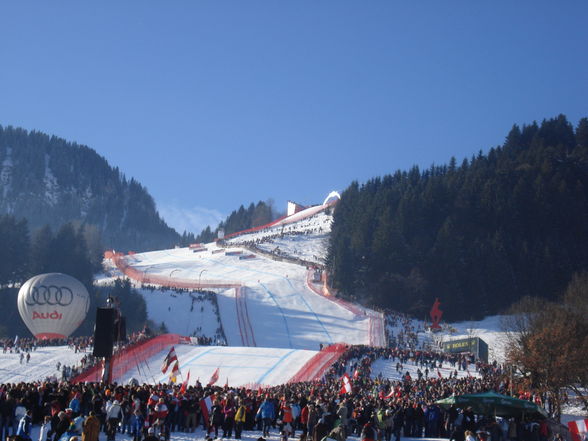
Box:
[1,2,587,234]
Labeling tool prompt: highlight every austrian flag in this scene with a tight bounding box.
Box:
[340,373,352,395]
[208,367,220,386]
[568,419,588,441]
[161,346,178,374]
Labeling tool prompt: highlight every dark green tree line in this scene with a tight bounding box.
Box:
[327,115,588,320]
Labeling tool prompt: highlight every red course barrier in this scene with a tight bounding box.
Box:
[288,343,347,383]
[71,334,182,383]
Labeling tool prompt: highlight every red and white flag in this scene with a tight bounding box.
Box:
[208,367,220,386]
[568,419,588,441]
[161,346,178,374]
[384,388,395,399]
[353,369,361,379]
[200,394,216,428]
[340,373,352,395]
[169,361,181,383]
[180,369,191,394]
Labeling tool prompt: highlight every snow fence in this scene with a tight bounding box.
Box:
[288,343,347,383]
[71,334,182,383]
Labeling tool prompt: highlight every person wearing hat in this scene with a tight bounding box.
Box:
[54,411,71,441]
[143,427,158,441]
[106,400,124,441]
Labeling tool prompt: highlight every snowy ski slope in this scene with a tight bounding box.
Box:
[124,244,369,350]
[0,346,86,383]
[122,345,317,387]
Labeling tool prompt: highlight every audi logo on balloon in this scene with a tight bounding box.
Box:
[17,273,90,339]
[25,285,74,307]
[32,311,63,320]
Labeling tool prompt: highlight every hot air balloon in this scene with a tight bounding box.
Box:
[17,273,90,339]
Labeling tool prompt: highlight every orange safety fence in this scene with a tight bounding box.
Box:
[110,254,241,290]
[71,334,182,383]
[288,343,348,383]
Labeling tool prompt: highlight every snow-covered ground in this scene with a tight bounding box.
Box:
[21,424,449,441]
[123,345,316,387]
[105,241,371,350]
[440,316,510,363]
[138,288,223,340]
[0,346,87,383]
[370,357,481,381]
[226,210,333,264]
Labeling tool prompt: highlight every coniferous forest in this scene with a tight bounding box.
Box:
[0,126,191,252]
[0,220,147,337]
[194,200,278,243]
[327,115,588,320]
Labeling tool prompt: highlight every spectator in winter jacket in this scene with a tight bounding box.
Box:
[153,399,169,427]
[222,400,236,438]
[39,416,52,441]
[337,401,348,432]
[256,398,275,437]
[209,400,224,438]
[360,421,376,441]
[424,404,441,437]
[235,400,247,440]
[392,408,404,441]
[131,410,145,441]
[54,411,70,441]
[81,412,100,441]
[106,400,124,441]
[306,404,319,441]
[16,410,32,441]
[300,403,310,439]
[312,416,329,441]
[68,396,81,418]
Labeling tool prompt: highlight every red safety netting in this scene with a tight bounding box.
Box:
[222,215,288,240]
[306,270,386,347]
[71,334,182,383]
[111,254,241,290]
[288,343,347,383]
[305,270,363,316]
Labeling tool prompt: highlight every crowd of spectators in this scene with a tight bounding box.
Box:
[0,338,555,441]
[0,308,559,441]
[1,337,95,355]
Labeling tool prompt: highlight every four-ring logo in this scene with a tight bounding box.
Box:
[25,285,74,307]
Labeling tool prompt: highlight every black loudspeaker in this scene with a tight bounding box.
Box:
[93,308,115,357]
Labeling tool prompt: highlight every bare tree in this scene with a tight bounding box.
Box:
[501,276,588,421]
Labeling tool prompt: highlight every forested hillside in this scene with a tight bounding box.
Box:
[194,200,279,242]
[0,126,188,251]
[328,115,588,320]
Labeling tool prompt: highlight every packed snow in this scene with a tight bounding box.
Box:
[108,242,371,350]
[226,210,333,264]
[122,345,317,388]
[138,288,224,341]
[0,345,86,383]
